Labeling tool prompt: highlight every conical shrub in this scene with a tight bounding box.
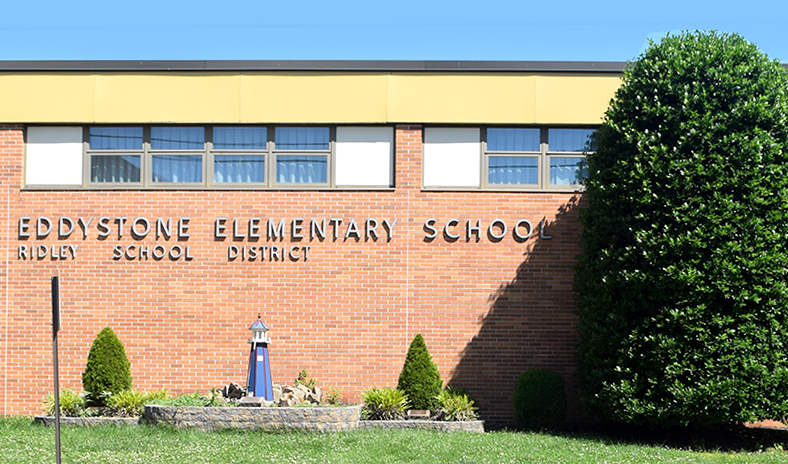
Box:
[82,327,132,405]
[397,333,443,411]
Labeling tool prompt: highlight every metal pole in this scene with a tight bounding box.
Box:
[51,276,61,464]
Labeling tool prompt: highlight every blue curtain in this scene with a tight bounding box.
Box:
[548,129,597,152]
[487,128,540,152]
[275,127,329,150]
[151,127,204,150]
[488,156,538,185]
[276,156,327,184]
[152,155,202,183]
[90,155,141,183]
[549,157,588,185]
[214,155,266,183]
[214,127,267,150]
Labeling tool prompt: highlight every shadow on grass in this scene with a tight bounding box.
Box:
[546,423,788,453]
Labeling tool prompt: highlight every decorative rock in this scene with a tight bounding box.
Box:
[221,383,245,400]
[239,397,266,407]
[407,409,431,420]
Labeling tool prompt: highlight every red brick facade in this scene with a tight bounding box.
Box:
[0,124,583,426]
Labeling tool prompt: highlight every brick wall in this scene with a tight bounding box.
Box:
[0,124,584,427]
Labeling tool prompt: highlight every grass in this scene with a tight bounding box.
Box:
[2,417,788,463]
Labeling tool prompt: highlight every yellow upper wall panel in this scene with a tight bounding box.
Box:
[0,74,97,122]
[534,75,621,125]
[240,74,388,123]
[387,74,538,124]
[95,74,241,123]
[0,70,621,124]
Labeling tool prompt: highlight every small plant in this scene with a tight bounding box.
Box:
[43,390,87,417]
[106,389,168,417]
[513,369,567,430]
[294,369,317,389]
[361,387,410,420]
[82,327,132,406]
[397,334,443,411]
[434,387,478,421]
[322,386,343,405]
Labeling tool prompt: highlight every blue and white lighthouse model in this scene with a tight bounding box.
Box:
[246,315,273,400]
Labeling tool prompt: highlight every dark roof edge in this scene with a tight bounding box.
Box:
[0,60,627,73]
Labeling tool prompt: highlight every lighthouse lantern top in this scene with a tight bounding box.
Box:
[249,315,271,344]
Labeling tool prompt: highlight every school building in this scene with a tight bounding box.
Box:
[0,60,623,426]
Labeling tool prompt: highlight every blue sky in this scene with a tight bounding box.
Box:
[2,1,786,62]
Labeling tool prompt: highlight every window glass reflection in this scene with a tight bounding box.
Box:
[89,127,143,150]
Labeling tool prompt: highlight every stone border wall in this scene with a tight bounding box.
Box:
[36,407,485,433]
[143,405,361,432]
[358,420,485,433]
[34,416,140,427]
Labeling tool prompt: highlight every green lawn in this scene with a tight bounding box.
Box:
[2,417,787,463]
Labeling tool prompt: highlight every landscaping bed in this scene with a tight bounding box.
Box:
[142,404,361,432]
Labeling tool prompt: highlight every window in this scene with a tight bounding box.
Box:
[77,125,393,189]
[547,128,594,186]
[212,127,267,184]
[88,127,143,184]
[274,127,329,185]
[483,127,595,190]
[486,128,540,187]
[150,127,204,184]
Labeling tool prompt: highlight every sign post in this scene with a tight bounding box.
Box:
[51,275,61,464]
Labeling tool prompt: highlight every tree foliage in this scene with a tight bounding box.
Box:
[574,31,788,426]
[397,334,443,410]
[82,327,132,404]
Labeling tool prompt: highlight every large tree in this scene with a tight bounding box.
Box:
[574,31,788,426]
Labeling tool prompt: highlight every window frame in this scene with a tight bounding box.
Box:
[271,126,334,189]
[208,126,269,187]
[83,126,145,187]
[481,126,596,191]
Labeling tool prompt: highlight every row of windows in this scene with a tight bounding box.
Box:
[88,126,334,186]
[423,127,595,191]
[25,126,596,190]
[484,127,595,188]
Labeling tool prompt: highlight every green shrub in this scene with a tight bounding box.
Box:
[397,334,443,411]
[42,390,87,417]
[322,386,343,406]
[434,387,478,421]
[361,387,410,420]
[106,389,168,417]
[575,31,788,427]
[81,327,132,406]
[512,369,566,431]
